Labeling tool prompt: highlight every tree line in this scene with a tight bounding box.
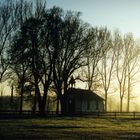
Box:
[0,0,139,115]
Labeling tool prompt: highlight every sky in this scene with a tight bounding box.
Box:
[47,0,140,39]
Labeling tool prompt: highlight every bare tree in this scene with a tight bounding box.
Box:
[81,27,110,91]
[97,28,115,112]
[113,31,127,112]
[7,0,49,115]
[47,7,89,114]
[113,32,140,112]
[123,33,140,112]
[9,31,30,114]
[0,0,18,82]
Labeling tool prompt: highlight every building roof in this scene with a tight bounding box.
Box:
[64,88,104,101]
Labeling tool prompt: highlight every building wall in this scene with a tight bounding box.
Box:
[75,99,104,113]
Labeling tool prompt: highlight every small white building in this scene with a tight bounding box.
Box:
[64,88,104,114]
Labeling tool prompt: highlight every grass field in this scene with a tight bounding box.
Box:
[0,117,140,140]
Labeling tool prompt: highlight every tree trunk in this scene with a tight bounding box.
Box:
[39,102,46,116]
[40,92,48,116]
[38,85,48,116]
[59,95,67,115]
[36,86,43,116]
[10,84,14,105]
[32,90,37,114]
[127,90,130,112]
[120,97,123,112]
[127,72,131,112]
[119,83,123,112]
[56,97,59,115]
[33,77,42,116]
[19,82,24,114]
[104,90,108,112]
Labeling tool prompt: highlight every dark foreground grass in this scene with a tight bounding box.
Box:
[0,117,140,140]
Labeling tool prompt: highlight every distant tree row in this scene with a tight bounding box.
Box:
[0,0,139,115]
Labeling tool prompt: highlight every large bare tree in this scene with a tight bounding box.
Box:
[114,32,139,112]
[97,28,115,112]
[46,7,89,114]
[123,33,140,112]
[8,0,50,115]
[114,31,126,112]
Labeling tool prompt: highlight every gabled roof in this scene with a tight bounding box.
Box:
[64,88,104,101]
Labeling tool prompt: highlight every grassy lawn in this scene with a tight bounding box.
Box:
[0,117,140,140]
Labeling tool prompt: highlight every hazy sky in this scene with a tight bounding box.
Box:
[48,0,140,38]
